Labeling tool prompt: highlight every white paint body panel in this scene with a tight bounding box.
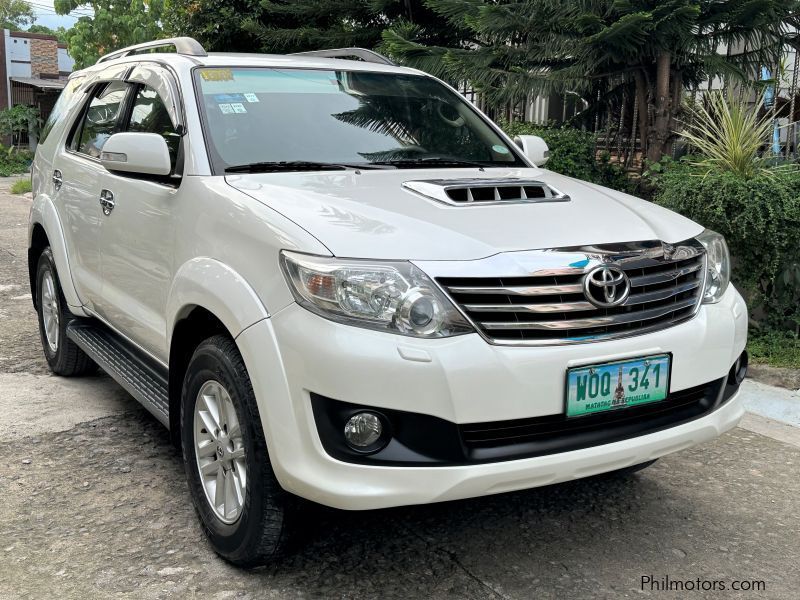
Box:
[237,286,747,509]
[226,169,702,260]
[29,50,747,510]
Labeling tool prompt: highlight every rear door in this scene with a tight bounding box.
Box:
[94,69,183,358]
[55,79,131,309]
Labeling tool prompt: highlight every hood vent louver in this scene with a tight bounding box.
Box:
[402,178,570,206]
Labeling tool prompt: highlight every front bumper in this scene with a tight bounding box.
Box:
[235,285,748,510]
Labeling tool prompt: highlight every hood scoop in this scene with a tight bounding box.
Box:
[402,178,571,206]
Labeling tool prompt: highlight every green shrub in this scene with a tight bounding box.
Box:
[501,122,633,193]
[0,146,32,177]
[10,178,31,194]
[748,329,800,368]
[654,162,800,331]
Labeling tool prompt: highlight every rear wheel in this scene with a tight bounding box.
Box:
[181,334,297,566]
[35,247,96,376]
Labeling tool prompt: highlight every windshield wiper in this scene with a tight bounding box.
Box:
[370,156,496,169]
[224,160,382,173]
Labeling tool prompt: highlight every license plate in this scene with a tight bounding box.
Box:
[565,354,671,418]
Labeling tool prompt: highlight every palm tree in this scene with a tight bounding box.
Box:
[382,0,800,163]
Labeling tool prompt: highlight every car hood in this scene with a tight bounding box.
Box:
[226,167,703,260]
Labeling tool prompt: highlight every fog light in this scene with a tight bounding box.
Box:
[344,412,383,449]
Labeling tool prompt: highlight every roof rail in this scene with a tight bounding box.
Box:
[97,37,207,64]
[290,48,395,66]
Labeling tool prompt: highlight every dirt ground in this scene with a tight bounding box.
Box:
[1,189,799,600]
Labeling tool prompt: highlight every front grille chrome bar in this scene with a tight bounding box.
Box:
[628,261,703,287]
[462,279,701,314]
[447,282,584,296]
[479,296,698,331]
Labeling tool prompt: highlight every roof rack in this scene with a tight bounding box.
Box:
[290,48,395,66]
[97,37,207,64]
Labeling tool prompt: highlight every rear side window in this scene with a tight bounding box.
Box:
[39,76,84,145]
[126,85,180,171]
[71,81,129,157]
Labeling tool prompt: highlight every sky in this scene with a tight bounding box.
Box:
[27,1,94,30]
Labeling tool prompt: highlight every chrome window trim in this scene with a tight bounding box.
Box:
[414,239,707,347]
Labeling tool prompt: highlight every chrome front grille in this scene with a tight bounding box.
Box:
[436,240,706,345]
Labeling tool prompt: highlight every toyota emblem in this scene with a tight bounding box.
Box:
[583,265,631,308]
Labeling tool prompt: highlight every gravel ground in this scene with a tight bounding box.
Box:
[1,189,799,599]
[0,176,49,376]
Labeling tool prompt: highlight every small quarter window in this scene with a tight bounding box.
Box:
[40,76,84,145]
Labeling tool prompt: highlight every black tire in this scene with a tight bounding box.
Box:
[35,247,96,376]
[181,334,297,567]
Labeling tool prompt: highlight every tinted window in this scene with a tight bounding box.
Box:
[127,85,180,171]
[194,68,524,171]
[73,81,128,157]
[40,76,84,145]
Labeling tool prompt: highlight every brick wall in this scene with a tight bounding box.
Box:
[30,37,59,78]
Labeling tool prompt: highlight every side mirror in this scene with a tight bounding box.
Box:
[100,132,171,176]
[513,135,549,167]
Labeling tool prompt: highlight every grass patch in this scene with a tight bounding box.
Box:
[10,178,31,194]
[748,329,800,369]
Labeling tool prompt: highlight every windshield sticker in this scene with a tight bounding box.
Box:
[243,93,259,103]
[492,144,510,154]
[218,103,234,114]
[231,103,247,114]
[214,93,245,103]
[200,68,234,82]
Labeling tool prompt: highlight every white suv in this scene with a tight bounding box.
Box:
[28,38,748,566]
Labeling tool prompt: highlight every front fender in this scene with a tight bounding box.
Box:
[166,257,270,342]
[29,192,87,314]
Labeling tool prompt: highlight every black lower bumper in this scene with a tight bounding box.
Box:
[310,353,746,467]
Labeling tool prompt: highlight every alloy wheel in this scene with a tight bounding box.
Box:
[193,380,247,524]
[41,270,59,353]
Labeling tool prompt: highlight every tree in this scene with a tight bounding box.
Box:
[54,0,164,68]
[0,104,39,151]
[26,24,69,43]
[383,0,800,163]
[0,0,35,29]
[163,0,461,54]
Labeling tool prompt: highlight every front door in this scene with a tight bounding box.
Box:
[94,81,183,359]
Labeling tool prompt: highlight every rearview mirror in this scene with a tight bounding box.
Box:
[513,135,549,167]
[100,132,171,176]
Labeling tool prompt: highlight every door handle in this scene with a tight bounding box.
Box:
[52,169,62,191]
[99,189,115,215]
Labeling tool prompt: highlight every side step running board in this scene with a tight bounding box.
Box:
[67,321,170,428]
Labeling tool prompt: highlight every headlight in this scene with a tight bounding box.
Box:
[697,229,731,303]
[279,251,474,338]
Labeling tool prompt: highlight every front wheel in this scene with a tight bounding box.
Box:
[181,335,297,566]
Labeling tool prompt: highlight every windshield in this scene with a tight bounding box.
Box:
[194,67,525,172]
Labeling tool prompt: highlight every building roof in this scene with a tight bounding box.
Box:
[10,77,66,90]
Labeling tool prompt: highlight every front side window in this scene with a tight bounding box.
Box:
[72,81,128,157]
[126,85,180,171]
[194,67,525,171]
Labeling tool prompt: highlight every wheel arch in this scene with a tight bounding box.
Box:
[28,195,85,312]
[166,258,271,443]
